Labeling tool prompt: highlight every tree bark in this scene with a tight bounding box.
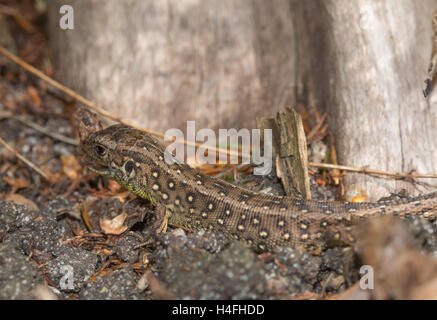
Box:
[47,0,437,200]
[47,0,295,132]
[289,0,437,200]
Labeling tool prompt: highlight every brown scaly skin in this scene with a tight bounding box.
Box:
[81,124,437,251]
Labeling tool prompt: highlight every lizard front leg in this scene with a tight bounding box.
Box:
[152,204,172,233]
[134,204,172,249]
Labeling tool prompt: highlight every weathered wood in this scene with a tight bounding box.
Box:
[289,0,437,200]
[46,0,437,200]
[256,108,310,199]
[46,0,295,132]
[0,15,16,68]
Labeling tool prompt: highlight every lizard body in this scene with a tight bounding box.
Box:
[81,124,437,251]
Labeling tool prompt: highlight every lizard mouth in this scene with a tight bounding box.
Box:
[80,153,109,174]
[87,165,116,177]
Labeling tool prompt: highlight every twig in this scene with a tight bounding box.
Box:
[0,46,243,159]
[308,162,437,179]
[0,136,50,180]
[2,46,437,181]
[306,113,327,143]
[0,5,34,32]
[145,270,174,299]
[0,4,22,16]
[214,163,251,178]
[13,115,79,146]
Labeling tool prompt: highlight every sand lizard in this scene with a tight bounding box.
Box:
[80,124,437,251]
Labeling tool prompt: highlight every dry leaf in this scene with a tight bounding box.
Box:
[2,176,30,190]
[330,282,370,300]
[3,193,38,211]
[292,291,320,300]
[3,99,17,111]
[33,285,58,300]
[28,86,42,107]
[411,277,437,300]
[113,191,131,203]
[81,203,93,231]
[329,144,341,185]
[61,154,80,180]
[100,212,128,235]
[351,195,367,203]
[315,179,326,187]
[107,180,122,193]
[11,13,35,33]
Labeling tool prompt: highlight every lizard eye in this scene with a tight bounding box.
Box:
[95,145,107,156]
[124,160,136,178]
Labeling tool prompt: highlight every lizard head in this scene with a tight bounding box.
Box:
[81,124,129,181]
[80,124,167,204]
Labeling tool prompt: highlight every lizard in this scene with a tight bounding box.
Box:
[80,124,437,252]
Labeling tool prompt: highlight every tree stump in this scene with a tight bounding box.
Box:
[289,0,437,200]
[47,0,437,200]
